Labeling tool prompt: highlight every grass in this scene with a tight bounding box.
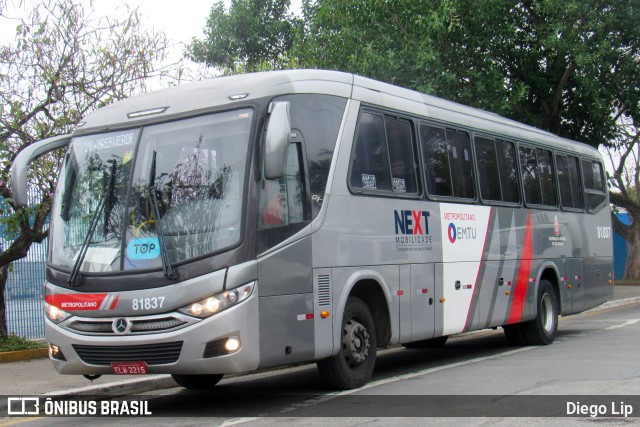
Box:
[615,279,640,286]
[0,334,47,352]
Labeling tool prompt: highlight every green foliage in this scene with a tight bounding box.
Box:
[293,0,640,148]
[190,0,640,148]
[188,0,301,74]
[0,0,170,337]
[0,334,47,352]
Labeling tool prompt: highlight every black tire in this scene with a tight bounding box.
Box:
[402,336,448,349]
[171,373,223,389]
[317,297,377,390]
[521,279,558,345]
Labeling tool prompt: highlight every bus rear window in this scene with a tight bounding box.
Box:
[582,159,607,211]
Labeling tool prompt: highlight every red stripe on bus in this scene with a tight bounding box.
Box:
[508,212,533,324]
[110,295,120,310]
[45,293,108,311]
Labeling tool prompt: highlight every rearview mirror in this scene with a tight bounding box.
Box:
[264,101,291,180]
[10,134,72,206]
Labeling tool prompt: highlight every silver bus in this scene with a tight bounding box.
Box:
[12,70,614,390]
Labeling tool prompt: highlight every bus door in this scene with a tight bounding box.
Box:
[408,264,436,341]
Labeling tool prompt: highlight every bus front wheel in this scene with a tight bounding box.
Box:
[317,296,377,390]
[171,373,223,389]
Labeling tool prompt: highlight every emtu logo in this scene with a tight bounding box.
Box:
[447,223,477,243]
[394,210,430,235]
[448,223,457,243]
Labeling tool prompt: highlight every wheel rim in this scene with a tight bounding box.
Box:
[541,293,556,332]
[342,318,370,367]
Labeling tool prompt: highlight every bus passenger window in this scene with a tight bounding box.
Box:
[557,154,583,210]
[582,159,606,212]
[498,140,520,203]
[420,124,474,200]
[475,137,501,201]
[349,112,417,195]
[350,112,391,191]
[520,146,542,205]
[537,149,557,206]
[475,137,520,204]
[385,117,417,194]
[519,146,557,207]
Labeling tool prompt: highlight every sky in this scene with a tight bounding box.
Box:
[0,0,302,58]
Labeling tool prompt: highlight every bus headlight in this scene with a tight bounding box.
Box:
[44,302,71,323]
[178,282,255,319]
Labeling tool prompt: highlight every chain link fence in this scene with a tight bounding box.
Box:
[2,191,47,340]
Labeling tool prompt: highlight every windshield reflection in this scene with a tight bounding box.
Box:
[49,109,253,274]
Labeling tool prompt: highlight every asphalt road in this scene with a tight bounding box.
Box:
[3,302,639,426]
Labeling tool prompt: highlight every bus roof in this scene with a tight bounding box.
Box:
[76,69,600,158]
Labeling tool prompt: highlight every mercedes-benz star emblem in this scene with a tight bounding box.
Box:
[112,318,131,335]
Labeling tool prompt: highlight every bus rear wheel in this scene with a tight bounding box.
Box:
[503,279,558,346]
[317,296,377,390]
[522,279,558,345]
[171,373,223,389]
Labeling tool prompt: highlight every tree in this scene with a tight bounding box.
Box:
[188,0,300,74]
[606,118,640,280]
[295,0,640,148]
[0,0,169,338]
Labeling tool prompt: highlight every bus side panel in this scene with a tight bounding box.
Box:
[257,236,313,297]
[313,268,334,359]
[409,263,435,342]
[257,293,315,369]
[256,235,315,368]
[583,256,614,310]
[566,258,584,314]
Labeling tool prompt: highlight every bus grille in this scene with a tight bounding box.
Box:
[73,342,183,366]
[66,317,188,335]
[317,275,331,306]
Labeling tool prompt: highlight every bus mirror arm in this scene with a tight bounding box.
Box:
[264,101,291,180]
[10,134,72,206]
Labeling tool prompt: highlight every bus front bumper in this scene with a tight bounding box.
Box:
[45,291,260,376]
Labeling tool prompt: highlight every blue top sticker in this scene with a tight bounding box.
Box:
[127,238,161,260]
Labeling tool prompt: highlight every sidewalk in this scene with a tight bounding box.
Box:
[0,284,638,397]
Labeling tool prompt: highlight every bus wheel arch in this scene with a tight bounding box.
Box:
[539,267,561,314]
[348,279,391,348]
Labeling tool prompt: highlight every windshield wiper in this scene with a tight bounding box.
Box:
[148,150,176,280]
[67,160,118,286]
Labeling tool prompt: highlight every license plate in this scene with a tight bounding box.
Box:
[111,361,148,375]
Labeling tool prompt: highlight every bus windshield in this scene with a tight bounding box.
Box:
[49,109,253,274]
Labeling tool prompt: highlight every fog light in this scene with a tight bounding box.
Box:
[49,343,66,361]
[225,337,241,352]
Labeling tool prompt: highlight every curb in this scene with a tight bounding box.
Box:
[45,375,177,397]
[0,348,48,364]
[588,296,640,312]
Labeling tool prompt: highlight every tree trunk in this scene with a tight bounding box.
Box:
[625,228,640,281]
[0,264,9,338]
